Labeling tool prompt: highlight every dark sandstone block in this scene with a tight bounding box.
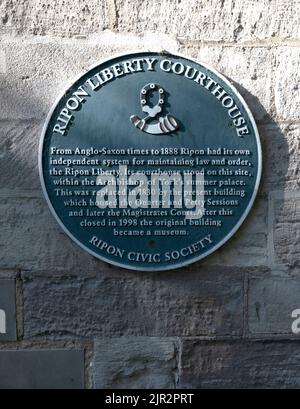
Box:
[23,269,244,339]
[248,276,300,335]
[0,349,84,389]
[0,279,17,341]
[93,337,177,388]
[178,339,300,388]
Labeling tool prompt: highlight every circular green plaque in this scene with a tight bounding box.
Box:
[39,52,262,271]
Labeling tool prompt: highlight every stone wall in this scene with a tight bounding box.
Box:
[0,0,299,388]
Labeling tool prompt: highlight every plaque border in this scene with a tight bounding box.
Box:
[39,50,262,272]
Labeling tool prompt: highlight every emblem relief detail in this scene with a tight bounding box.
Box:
[130,83,179,134]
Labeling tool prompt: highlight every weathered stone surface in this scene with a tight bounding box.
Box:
[116,0,300,42]
[0,35,178,119]
[273,194,300,267]
[93,337,177,388]
[0,42,103,120]
[0,41,275,122]
[0,0,108,37]
[0,121,41,190]
[0,279,17,341]
[23,269,243,339]
[0,49,6,74]
[0,0,298,41]
[179,339,300,388]
[248,277,300,335]
[203,196,268,267]
[179,45,272,121]
[274,47,300,121]
[259,124,300,193]
[1,190,266,273]
[0,349,84,389]
[0,270,18,279]
[0,195,97,271]
[3,39,294,126]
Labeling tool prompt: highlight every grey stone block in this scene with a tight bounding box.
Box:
[179,45,272,121]
[0,279,16,341]
[0,195,97,271]
[0,38,177,120]
[273,194,300,267]
[93,337,177,389]
[23,269,244,339]
[178,339,300,388]
[0,49,6,73]
[203,196,268,267]
[0,121,41,190]
[0,42,274,122]
[115,0,300,42]
[248,277,300,335]
[0,349,84,389]
[0,0,108,37]
[1,0,299,43]
[260,124,300,193]
[274,47,300,121]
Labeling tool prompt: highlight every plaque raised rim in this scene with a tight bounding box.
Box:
[39,50,262,271]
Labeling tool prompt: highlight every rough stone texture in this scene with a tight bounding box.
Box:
[0,40,278,124]
[0,279,17,341]
[93,337,177,388]
[0,190,267,271]
[1,0,299,42]
[22,269,243,339]
[203,196,268,267]
[0,349,84,389]
[115,0,300,42]
[273,195,300,267]
[260,124,300,193]
[274,47,300,121]
[178,339,300,388]
[0,195,98,271]
[0,36,178,120]
[179,45,272,121]
[0,0,108,37]
[0,40,284,124]
[248,277,300,335]
[0,42,111,120]
[0,121,41,190]
[0,49,6,73]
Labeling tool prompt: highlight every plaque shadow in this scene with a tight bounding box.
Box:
[95,82,290,275]
[186,81,290,270]
[163,90,186,134]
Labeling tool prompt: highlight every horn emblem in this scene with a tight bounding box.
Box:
[130,83,179,134]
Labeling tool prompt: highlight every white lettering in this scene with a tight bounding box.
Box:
[292,309,300,334]
[0,309,6,334]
